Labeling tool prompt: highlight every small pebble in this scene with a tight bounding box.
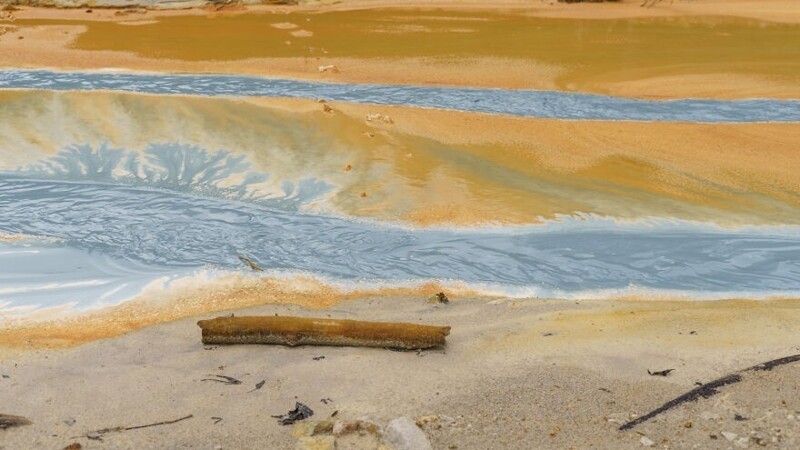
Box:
[721,431,738,442]
[639,436,655,447]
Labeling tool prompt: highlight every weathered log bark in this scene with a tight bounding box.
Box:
[197,316,450,350]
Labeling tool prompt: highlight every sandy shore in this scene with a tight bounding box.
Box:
[0,295,798,449]
[1,1,799,99]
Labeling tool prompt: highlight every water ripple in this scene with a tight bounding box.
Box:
[1,177,799,298]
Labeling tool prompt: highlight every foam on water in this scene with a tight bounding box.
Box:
[1,70,799,122]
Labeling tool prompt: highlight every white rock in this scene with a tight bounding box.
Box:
[384,417,432,450]
[639,436,655,447]
[721,431,739,442]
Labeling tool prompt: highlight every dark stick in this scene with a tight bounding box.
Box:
[78,414,193,440]
[123,414,194,431]
[620,354,800,431]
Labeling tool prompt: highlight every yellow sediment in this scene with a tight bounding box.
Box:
[1,90,798,227]
[1,3,799,99]
[476,298,800,355]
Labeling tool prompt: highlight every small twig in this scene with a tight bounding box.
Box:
[78,414,193,440]
[201,375,242,385]
[124,415,194,431]
[238,255,264,272]
[248,380,266,393]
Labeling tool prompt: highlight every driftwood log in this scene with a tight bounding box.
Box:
[197,316,450,350]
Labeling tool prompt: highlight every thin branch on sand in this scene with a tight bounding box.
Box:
[620,354,800,431]
[77,414,194,440]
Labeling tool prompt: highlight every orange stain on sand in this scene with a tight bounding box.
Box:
[0,276,478,349]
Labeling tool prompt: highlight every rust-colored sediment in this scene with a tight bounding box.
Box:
[0,276,472,349]
[2,91,798,228]
[1,3,799,99]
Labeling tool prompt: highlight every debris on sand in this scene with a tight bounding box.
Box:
[273,402,314,426]
[365,113,393,124]
[79,414,193,441]
[318,65,339,73]
[323,104,334,114]
[332,418,382,437]
[427,292,449,304]
[248,380,266,392]
[198,316,450,350]
[0,414,31,429]
[201,375,242,385]
[647,369,674,377]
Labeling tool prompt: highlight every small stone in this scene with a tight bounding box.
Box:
[295,436,335,450]
[62,444,82,450]
[735,436,750,448]
[365,113,393,124]
[318,65,338,73]
[416,415,441,428]
[384,417,432,450]
[684,421,693,428]
[639,436,655,447]
[63,418,76,426]
[721,431,739,442]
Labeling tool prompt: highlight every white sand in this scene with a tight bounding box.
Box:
[1,296,798,449]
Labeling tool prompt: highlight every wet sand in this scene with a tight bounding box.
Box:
[2,90,798,227]
[0,295,798,449]
[2,1,800,99]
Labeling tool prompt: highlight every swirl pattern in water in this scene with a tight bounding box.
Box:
[2,145,799,317]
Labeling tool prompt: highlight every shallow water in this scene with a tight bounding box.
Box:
[2,70,800,122]
[2,172,800,316]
